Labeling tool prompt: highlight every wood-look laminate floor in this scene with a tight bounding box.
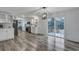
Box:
[65,40,79,51]
[0,31,79,51]
[0,32,48,51]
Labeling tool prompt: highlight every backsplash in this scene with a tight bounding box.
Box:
[0,23,13,28]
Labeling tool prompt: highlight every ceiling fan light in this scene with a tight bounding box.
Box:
[42,13,47,19]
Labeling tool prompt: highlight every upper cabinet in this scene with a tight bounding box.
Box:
[0,11,13,23]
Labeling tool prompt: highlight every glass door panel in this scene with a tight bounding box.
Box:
[54,17,64,38]
[48,17,64,51]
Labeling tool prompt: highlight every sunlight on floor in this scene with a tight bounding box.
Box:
[48,36,64,51]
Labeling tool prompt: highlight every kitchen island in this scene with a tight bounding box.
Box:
[0,28,14,41]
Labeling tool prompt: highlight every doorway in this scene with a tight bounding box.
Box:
[48,17,64,51]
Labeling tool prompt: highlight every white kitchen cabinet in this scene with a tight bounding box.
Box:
[0,28,14,41]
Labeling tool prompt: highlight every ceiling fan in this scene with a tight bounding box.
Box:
[26,7,52,20]
[41,7,47,19]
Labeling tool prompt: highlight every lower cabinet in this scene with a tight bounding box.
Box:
[0,28,14,41]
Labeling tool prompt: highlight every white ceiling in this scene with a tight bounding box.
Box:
[0,7,77,16]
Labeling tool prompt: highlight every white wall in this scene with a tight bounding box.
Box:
[52,8,79,42]
[38,17,48,35]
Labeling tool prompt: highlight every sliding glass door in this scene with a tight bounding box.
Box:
[48,17,64,51]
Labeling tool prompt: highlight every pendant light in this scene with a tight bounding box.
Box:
[42,7,47,20]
